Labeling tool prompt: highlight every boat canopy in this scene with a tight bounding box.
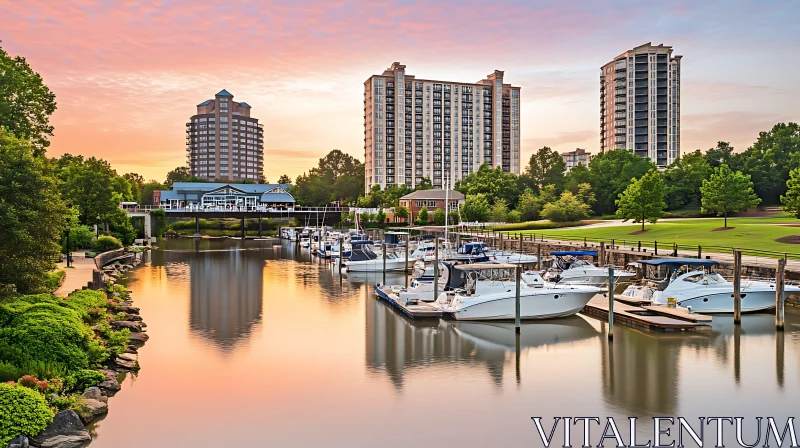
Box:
[348,243,378,262]
[637,258,719,270]
[551,251,598,257]
[350,240,375,246]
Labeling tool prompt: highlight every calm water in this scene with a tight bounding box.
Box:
[89,238,800,447]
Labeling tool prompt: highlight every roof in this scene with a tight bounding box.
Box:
[455,263,518,270]
[260,192,295,203]
[238,102,251,108]
[216,89,233,97]
[400,189,465,200]
[158,183,295,203]
[551,251,598,257]
[637,258,719,269]
[197,99,213,106]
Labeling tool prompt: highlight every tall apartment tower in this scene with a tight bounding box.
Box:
[186,89,264,182]
[364,62,521,192]
[600,43,681,168]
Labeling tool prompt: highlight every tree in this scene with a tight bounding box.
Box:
[139,181,165,205]
[564,163,590,194]
[663,150,711,210]
[375,208,386,225]
[700,164,761,228]
[0,45,57,153]
[395,206,409,222]
[588,149,654,214]
[781,168,800,218]
[59,156,122,224]
[455,163,520,207]
[490,198,508,222]
[516,190,543,222]
[705,141,734,169]
[541,192,591,222]
[733,123,800,204]
[290,150,364,206]
[575,183,596,208]
[0,128,67,292]
[414,206,429,225]
[461,194,491,222]
[615,169,667,231]
[448,209,460,225]
[527,146,566,190]
[278,174,292,185]
[416,177,433,190]
[432,208,446,226]
[165,166,205,188]
[507,210,522,223]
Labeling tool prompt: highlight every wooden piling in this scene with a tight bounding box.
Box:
[240,217,245,239]
[258,215,262,237]
[404,234,409,274]
[382,242,387,285]
[515,265,521,332]
[519,232,523,253]
[608,267,615,341]
[433,241,440,302]
[654,241,658,256]
[733,249,742,325]
[776,257,786,331]
[537,244,542,271]
[338,235,343,273]
[698,245,702,259]
[600,242,606,266]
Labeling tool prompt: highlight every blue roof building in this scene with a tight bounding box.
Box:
[155,182,295,209]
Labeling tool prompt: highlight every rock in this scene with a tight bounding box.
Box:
[127,332,149,346]
[126,346,138,354]
[81,386,107,404]
[117,353,137,363]
[77,398,108,424]
[113,357,136,370]
[7,435,28,448]
[96,370,120,394]
[30,410,91,448]
[109,305,139,314]
[110,320,142,332]
[112,292,121,298]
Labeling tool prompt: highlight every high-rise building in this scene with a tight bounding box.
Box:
[364,62,521,192]
[186,89,264,182]
[600,43,681,168]
[561,148,590,172]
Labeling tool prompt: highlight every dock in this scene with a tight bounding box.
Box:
[581,295,711,332]
[374,285,443,319]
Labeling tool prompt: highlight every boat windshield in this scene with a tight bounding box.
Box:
[681,272,727,285]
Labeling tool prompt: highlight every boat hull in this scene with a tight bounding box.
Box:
[673,290,787,313]
[344,259,408,272]
[447,290,597,321]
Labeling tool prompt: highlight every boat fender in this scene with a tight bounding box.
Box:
[686,306,692,314]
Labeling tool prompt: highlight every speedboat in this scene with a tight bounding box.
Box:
[544,251,635,287]
[435,263,601,320]
[343,241,409,272]
[299,237,310,248]
[487,249,538,264]
[621,258,800,314]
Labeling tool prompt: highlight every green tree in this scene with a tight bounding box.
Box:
[588,149,654,214]
[734,123,800,204]
[278,174,292,185]
[165,166,206,188]
[507,210,522,223]
[375,208,386,225]
[432,208,446,226]
[575,183,596,209]
[541,192,591,222]
[395,206,409,221]
[416,177,433,190]
[448,209,460,225]
[0,45,57,153]
[527,146,566,190]
[564,163,590,194]
[663,150,711,210]
[462,194,491,222]
[59,156,121,224]
[455,163,520,207]
[515,190,543,222]
[0,128,67,292]
[291,150,364,206]
[705,141,734,169]
[414,206,429,225]
[490,198,509,222]
[615,169,667,231]
[139,181,165,205]
[780,168,800,218]
[700,164,761,228]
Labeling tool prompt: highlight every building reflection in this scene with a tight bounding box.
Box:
[188,249,263,352]
[365,298,599,390]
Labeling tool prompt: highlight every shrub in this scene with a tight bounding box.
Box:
[106,329,130,359]
[49,394,76,412]
[541,191,591,222]
[0,360,68,383]
[94,235,122,252]
[69,225,95,250]
[42,270,65,293]
[0,383,54,445]
[67,369,105,392]
[507,210,522,223]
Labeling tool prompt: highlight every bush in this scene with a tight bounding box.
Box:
[106,329,130,358]
[69,225,95,250]
[491,220,596,231]
[0,383,54,445]
[65,369,105,392]
[507,210,522,223]
[94,235,122,252]
[541,192,591,222]
[41,270,65,293]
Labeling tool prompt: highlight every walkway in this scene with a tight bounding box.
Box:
[54,251,96,297]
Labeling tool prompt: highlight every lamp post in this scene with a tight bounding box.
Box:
[96,215,102,238]
[64,227,71,268]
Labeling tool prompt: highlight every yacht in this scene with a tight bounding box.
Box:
[544,251,635,286]
[487,249,538,264]
[343,241,409,272]
[434,263,601,321]
[621,258,800,314]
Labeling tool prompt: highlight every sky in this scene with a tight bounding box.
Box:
[2,0,798,183]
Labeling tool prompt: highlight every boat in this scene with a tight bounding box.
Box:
[487,249,538,264]
[343,241,409,272]
[544,251,635,286]
[299,237,310,248]
[620,258,800,314]
[434,263,602,321]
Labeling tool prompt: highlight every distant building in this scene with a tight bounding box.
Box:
[154,182,294,209]
[398,189,465,223]
[600,43,681,168]
[364,62,522,193]
[561,148,590,172]
[186,90,264,182]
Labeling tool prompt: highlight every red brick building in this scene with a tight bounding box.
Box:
[398,190,465,223]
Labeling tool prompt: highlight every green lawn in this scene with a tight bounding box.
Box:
[516,216,800,255]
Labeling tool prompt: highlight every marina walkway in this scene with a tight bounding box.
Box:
[54,251,96,297]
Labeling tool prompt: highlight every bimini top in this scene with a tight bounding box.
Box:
[638,258,719,269]
[551,251,598,257]
[350,240,375,246]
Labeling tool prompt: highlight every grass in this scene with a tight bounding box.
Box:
[515,216,800,255]
[170,229,277,237]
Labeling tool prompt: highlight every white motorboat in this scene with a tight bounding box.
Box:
[435,263,601,321]
[343,241,410,272]
[299,237,310,248]
[487,249,538,264]
[621,258,800,314]
[544,250,635,286]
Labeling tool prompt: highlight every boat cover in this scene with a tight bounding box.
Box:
[637,258,719,269]
[551,251,598,257]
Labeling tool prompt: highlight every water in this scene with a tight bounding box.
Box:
[89,238,800,447]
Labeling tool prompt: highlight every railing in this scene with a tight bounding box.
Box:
[122,205,358,214]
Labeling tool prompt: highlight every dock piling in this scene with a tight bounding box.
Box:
[338,235,343,274]
[776,257,786,331]
[433,241,439,302]
[698,245,702,259]
[519,232,523,253]
[382,242,387,285]
[240,217,245,239]
[537,244,542,271]
[515,265,521,333]
[608,267,615,340]
[734,249,742,324]
[258,216,262,237]
[654,241,658,255]
[404,234,409,274]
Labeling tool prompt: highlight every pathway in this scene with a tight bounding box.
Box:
[54,251,96,297]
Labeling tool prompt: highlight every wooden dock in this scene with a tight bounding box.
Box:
[374,286,443,319]
[581,295,710,332]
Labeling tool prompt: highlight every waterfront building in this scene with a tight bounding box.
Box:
[600,43,681,168]
[398,189,465,223]
[364,62,522,193]
[154,182,295,209]
[186,90,264,182]
[561,148,590,172]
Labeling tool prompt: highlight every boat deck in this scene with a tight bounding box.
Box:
[374,286,443,319]
[581,295,710,332]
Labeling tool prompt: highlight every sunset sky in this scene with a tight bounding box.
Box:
[3,0,798,183]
